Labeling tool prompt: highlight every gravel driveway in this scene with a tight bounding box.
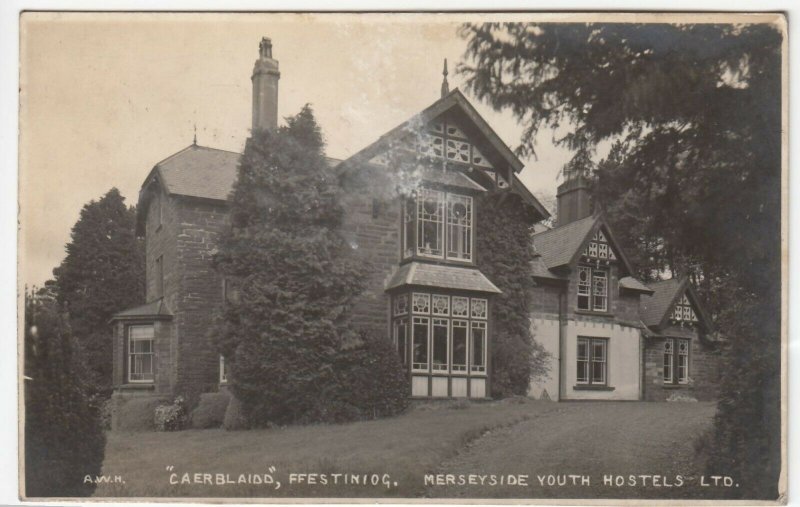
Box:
[426,401,718,500]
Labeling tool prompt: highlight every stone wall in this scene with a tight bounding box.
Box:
[173,197,229,396]
[643,327,721,401]
[339,166,401,336]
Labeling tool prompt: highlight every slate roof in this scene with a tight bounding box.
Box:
[155,145,241,201]
[529,255,566,281]
[414,167,487,192]
[112,298,173,320]
[385,262,502,294]
[619,276,655,294]
[532,215,597,269]
[639,278,684,327]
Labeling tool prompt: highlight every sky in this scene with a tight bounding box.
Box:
[19,12,577,288]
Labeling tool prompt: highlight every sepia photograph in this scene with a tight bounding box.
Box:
[16,11,787,503]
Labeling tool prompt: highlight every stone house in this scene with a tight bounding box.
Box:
[110,37,720,418]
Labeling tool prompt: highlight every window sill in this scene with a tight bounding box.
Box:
[574,310,613,318]
[573,385,615,391]
[662,384,690,389]
[118,383,155,391]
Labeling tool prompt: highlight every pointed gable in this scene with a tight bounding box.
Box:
[640,277,713,332]
[532,214,635,276]
[339,89,550,220]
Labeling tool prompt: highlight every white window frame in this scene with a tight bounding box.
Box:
[451,319,469,373]
[577,266,608,312]
[128,324,155,384]
[446,193,473,262]
[663,338,690,385]
[412,316,430,372]
[416,189,445,259]
[470,321,487,374]
[663,340,674,384]
[576,336,608,386]
[431,318,450,372]
[393,318,408,367]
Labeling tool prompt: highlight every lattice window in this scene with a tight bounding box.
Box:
[412,293,430,314]
[593,271,608,312]
[431,295,450,316]
[446,194,472,261]
[578,266,591,310]
[451,296,469,317]
[394,294,408,316]
[417,189,444,257]
[470,298,487,320]
[677,339,689,383]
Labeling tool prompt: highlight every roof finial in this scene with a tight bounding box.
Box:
[441,58,449,98]
[193,123,197,146]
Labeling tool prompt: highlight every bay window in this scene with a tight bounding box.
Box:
[403,189,473,262]
[576,336,607,386]
[394,292,488,376]
[128,324,154,383]
[664,338,690,384]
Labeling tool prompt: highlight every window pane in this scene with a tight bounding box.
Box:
[577,359,588,383]
[471,322,486,372]
[412,318,429,370]
[663,340,674,383]
[470,298,487,320]
[446,194,472,261]
[578,267,591,310]
[417,189,443,257]
[432,295,449,316]
[395,320,407,366]
[451,321,468,372]
[432,319,448,371]
[591,361,605,384]
[451,296,469,317]
[577,339,588,361]
[593,271,607,311]
[403,198,415,257]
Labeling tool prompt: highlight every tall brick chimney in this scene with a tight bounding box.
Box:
[252,37,280,131]
[555,170,593,227]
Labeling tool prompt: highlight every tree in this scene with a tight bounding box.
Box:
[24,287,106,497]
[53,188,145,394]
[213,105,367,426]
[460,22,782,498]
[476,192,550,397]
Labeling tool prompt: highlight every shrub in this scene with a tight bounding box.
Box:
[325,330,410,421]
[24,290,105,497]
[154,396,188,431]
[223,395,248,431]
[190,391,231,429]
[115,397,164,432]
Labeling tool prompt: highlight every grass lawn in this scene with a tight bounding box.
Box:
[94,398,551,498]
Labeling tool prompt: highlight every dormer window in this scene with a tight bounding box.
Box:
[578,266,607,312]
[403,188,473,262]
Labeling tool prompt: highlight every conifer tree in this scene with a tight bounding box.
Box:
[213,105,366,426]
[24,288,105,497]
[53,188,145,394]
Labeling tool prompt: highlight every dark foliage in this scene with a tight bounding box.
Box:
[212,105,373,426]
[53,188,145,394]
[461,22,782,498]
[24,289,106,497]
[476,192,550,397]
[314,330,410,422]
